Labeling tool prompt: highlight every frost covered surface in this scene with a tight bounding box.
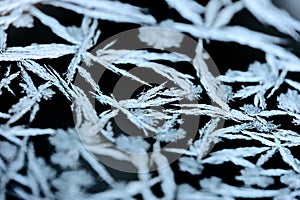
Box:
[0,0,300,199]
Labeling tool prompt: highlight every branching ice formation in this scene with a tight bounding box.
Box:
[0,0,300,199]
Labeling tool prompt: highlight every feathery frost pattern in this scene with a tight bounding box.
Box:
[0,0,300,199]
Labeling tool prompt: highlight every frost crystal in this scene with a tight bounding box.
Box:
[138,27,184,49]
